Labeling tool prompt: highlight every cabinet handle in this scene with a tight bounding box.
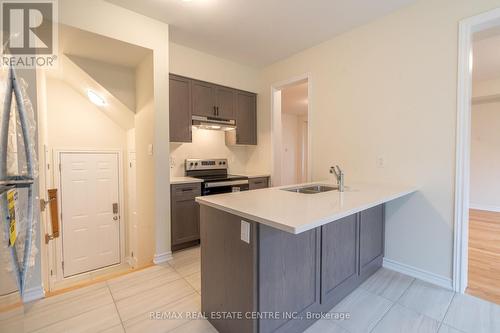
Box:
[213,106,217,116]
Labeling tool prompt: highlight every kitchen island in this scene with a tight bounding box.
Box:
[196,182,416,333]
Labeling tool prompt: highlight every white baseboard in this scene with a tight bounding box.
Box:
[469,203,500,212]
[153,251,173,264]
[23,285,45,303]
[383,258,453,290]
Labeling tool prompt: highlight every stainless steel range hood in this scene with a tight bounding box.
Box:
[192,115,236,131]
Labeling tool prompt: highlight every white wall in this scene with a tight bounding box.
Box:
[249,0,500,280]
[169,42,260,175]
[470,101,500,211]
[66,55,137,111]
[134,55,156,265]
[45,78,128,152]
[169,42,259,92]
[281,113,300,185]
[58,0,170,268]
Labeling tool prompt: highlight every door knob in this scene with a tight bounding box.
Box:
[113,216,119,221]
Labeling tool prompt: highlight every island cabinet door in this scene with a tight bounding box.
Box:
[359,204,385,276]
[320,214,359,308]
[258,225,321,333]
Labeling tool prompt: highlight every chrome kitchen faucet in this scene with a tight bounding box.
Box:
[330,165,345,192]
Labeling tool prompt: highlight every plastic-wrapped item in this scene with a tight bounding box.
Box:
[0,65,39,298]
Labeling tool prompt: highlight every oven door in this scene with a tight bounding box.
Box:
[203,179,249,195]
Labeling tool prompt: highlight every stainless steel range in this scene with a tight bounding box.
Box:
[185,158,249,195]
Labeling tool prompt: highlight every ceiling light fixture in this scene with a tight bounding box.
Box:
[87,89,107,106]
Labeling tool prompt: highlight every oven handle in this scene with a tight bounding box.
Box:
[205,179,249,188]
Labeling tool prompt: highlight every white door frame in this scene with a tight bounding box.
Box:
[454,7,500,293]
[49,149,126,288]
[271,73,313,186]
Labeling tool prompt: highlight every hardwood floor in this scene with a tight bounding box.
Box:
[467,209,500,304]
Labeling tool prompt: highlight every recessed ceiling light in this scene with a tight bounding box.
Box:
[87,89,107,106]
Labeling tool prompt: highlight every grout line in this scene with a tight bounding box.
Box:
[121,290,198,326]
[394,278,415,303]
[368,300,396,333]
[106,281,126,332]
[24,299,116,333]
[437,292,456,332]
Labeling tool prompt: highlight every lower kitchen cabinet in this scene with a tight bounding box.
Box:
[359,205,384,275]
[201,203,385,333]
[171,183,202,251]
[321,214,358,308]
[249,177,269,190]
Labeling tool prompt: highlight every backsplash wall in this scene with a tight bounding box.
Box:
[170,128,250,177]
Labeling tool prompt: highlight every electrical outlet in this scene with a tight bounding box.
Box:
[170,156,175,169]
[148,144,154,156]
[241,220,250,244]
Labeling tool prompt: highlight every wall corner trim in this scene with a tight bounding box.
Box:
[23,285,46,303]
[383,258,453,290]
[153,251,173,264]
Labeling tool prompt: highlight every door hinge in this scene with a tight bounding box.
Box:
[62,261,64,270]
[59,163,61,171]
[50,269,53,276]
[131,251,134,258]
[129,162,132,168]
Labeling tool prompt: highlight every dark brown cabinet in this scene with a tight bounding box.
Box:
[169,75,192,143]
[192,81,236,118]
[171,183,202,251]
[215,86,236,119]
[359,205,384,274]
[249,177,269,190]
[231,92,257,145]
[321,214,358,308]
[192,80,217,117]
[169,74,257,145]
[201,204,386,333]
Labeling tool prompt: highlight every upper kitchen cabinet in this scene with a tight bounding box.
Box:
[215,86,236,119]
[169,74,192,143]
[169,74,257,145]
[192,81,236,118]
[192,80,217,117]
[226,91,257,145]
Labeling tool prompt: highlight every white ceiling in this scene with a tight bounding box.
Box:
[59,25,152,68]
[282,82,308,116]
[473,32,500,82]
[105,0,416,67]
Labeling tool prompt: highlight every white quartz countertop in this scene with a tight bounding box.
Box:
[196,182,417,234]
[170,176,204,185]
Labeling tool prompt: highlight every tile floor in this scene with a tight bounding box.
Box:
[1,246,499,333]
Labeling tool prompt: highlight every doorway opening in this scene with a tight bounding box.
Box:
[454,8,500,302]
[271,75,311,186]
[465,25,500,304]
[39,24,153,292]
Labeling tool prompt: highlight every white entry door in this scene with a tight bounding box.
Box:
[60,152,121,277]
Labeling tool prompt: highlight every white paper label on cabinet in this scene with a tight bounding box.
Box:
[240,220,250,244]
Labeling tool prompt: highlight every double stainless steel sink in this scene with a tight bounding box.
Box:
[282,184,338,194]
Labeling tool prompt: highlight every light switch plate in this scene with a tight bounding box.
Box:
[241,220,250,244]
